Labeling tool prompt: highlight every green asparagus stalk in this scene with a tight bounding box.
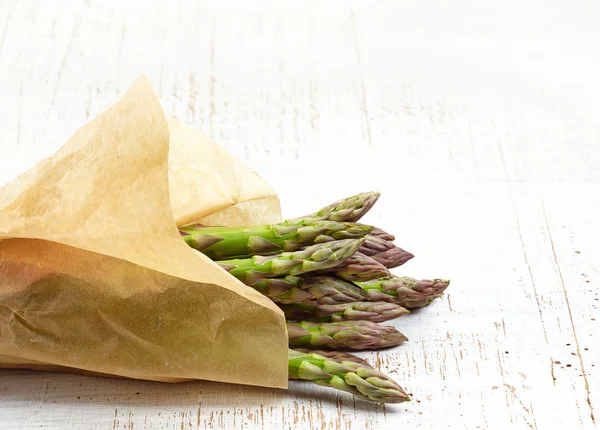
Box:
[217,238,364,284]
[286,192,380,225]
[291,348,372,367]
[288,349,410,403]
[287,320,407,350]
[323,252,390,281]
[181,221,372,260]
[279,300,409,323]
[253,275,447,309]
[354,277,450,309]
[249,275,368,304]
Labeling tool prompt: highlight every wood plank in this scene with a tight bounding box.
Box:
[0,1,599,428]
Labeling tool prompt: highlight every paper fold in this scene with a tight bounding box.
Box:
[168,118,281,227]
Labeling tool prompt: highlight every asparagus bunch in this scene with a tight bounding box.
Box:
[179,191,448,404]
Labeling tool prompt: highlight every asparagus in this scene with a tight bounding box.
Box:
[253,275,447,309]
[286,192,380,225]
[354,277,450,309]
[181,221,372,260]
[249,275,368,304]
[360,235,414,268]
[359,235,396,256]
[288,349,410,403]
[287,320,407,350]
[180,191,378,259]
[217,239,364,283]
[371,247,414,269]
[323,252,390,281]
[291,348,372,367]
[279,300,409,323]
[369,227,395,241]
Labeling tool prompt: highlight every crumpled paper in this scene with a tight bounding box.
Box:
[0,76,288,388]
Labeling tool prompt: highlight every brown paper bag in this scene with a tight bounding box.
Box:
[168,117,282,227]
[0,76,288,388]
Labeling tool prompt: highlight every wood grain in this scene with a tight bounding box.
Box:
[1,1,599,428]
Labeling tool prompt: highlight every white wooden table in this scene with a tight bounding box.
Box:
[1,1,599,428]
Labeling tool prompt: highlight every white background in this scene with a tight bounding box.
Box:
[1,0,599,428]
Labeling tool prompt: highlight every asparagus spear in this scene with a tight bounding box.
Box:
[180,191,378,259]
[371,247,414,269]
[288,349,410,403]
[360,235,414,268]
[253,275,447,309]
[249,275,368,304]
[359,235,396,256]
[181,221,372,260]
[291,348,372,367]
[279,300,409,323]
[354,277,450,309]
[286,192,380,225]
[323,252,390,281]
[369,227,395,241]
[287,320,407,350]
[217,239,364,283]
